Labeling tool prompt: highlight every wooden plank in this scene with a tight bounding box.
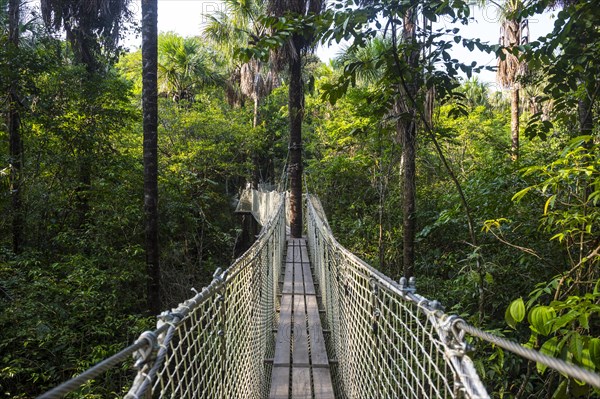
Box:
[282,240,295,295]
[273,294,293,366]
[302,262,315,295]
[312,368,335,399]
[305,295,329,367]
[292,295,309,366]
[285,241,295,263]
[300,244,310,263]
[293,245,303,263]
[292,367,312,399]
[293,261,305,294]
[269,366,290,399]
[282,262,294,294]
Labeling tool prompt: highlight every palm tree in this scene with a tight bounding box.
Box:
[496,0,528,160]
[334,37,390,84]
[204,0,278,127]
[141,0,160,315]
[398,5,419,278]
[267,0,324,238]
[158,33,222,103]
[40,0,132,71]
[40,0,133,227]
[204,0,279,187]
[461,77,491,109]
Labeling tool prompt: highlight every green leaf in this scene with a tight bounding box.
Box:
[544,194,556,215]
[512,186,533,202]
[552,310,579,330]
[528,306,556,336]
[579,348,594,371]
[569,333,583,363]
[505,297,525,329]
[589,338,600,368]
[578,313,589,330]
[552,379,568,399]
[538,337,559,374]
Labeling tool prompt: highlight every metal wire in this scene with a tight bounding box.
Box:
[37,190,286,399]
[36,338,154,399]
[307,194,600,397]
[457,322,600,389]
[307,194,489,399]
[38,190,599,399]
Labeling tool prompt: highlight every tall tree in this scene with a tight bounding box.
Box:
[267,0,323,237]
[397,6,420,278]
[7,0,22,253]
[157,33,222,103]
[142,0,160,315]
[40,0,131,71]
[40,0,132,227]
[204,0,279,186]
[204,0,275,125]
[496,0,527,161]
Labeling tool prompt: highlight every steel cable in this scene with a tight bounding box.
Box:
[457,321,600,389]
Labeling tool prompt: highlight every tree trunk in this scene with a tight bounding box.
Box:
[253,96,260,129]
[399,9,418,278]
[511,87,520,161]
[142,0,160,315]
[288,40,303,238]
[76,154,91,229]
[399,116,416,278]
[8,0,23,254]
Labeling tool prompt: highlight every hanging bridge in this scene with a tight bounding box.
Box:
[38,189,600,399]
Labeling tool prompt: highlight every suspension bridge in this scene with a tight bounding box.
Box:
[39,189,600,398]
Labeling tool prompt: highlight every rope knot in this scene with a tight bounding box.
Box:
[213,267,224,282]
[132,331,159,369]
[441,315,469,355]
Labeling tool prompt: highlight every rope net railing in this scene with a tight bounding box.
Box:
[129,189,286,399]
[307,195,489,399]
[307,194,600,398]
[38,189,600,399]
[38,189,286,399]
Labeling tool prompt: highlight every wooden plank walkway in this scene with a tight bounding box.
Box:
[269,238,335,399]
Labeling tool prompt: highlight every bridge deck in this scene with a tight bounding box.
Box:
[269,238,335,399]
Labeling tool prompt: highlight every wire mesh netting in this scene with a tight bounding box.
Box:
[306,195,490,399]
[39,190,600,399]
[126,190,286,399]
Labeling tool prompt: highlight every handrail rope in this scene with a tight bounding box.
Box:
[36,338,155,399]
[307,194,486,398]
[456,322,600,389]
[303,171,311,197]
[306,194,600,391]
[125,319,181,399]
[37,190,287,399]
[36,276,224,399]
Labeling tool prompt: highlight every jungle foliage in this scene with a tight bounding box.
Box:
[0,0,598,397]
